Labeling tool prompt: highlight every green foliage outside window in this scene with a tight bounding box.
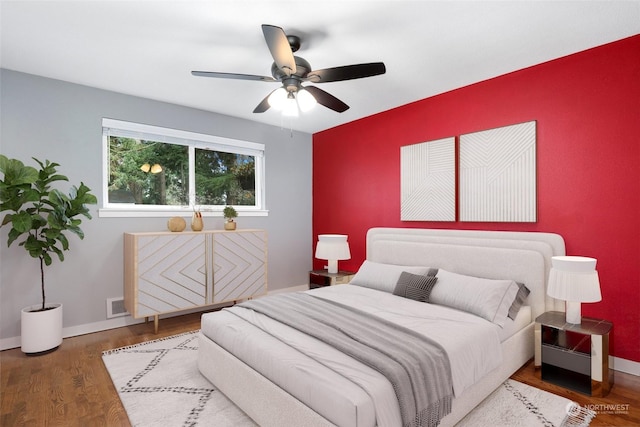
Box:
[195,149,255,206]
[108,137,255,207]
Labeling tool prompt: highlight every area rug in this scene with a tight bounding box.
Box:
[102,331,255,427]
[457,379,595,427]
[103,331,594,427]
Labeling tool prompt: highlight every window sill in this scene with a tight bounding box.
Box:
[98,208,269,218]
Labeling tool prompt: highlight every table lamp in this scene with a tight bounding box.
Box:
[315,234,351,274]
[547,256,601,324]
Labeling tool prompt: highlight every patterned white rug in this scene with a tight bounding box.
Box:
[102,331,255,427]
[102,331,594,427]
[457,378,594,427]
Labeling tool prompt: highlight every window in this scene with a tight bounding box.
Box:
[101,119,266,217]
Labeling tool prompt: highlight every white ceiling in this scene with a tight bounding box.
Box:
[1,1,639,134]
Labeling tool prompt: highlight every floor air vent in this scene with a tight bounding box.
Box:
[107,297,129,318]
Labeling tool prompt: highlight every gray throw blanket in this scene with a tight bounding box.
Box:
[239,293,453,427]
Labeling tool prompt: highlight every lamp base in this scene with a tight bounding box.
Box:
[565,301,582,324]
[326,260,338,274]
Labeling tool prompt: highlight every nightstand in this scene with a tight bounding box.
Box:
[309,270,355,289]
[535,311,613,397]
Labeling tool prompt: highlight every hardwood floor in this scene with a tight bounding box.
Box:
[1,312,207,427]
[2,312,639,426]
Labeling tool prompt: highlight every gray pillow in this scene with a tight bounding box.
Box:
[393,272,438,302]
[508,282,531,319]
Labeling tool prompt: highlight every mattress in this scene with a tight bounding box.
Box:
[500,305,531,341]
[200,285,528,427]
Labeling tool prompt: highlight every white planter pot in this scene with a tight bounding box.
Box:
[21,303,63,354]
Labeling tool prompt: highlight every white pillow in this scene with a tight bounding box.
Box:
[429,269,519,327]
[350,260,431,293]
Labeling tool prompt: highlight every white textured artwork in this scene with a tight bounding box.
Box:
[401,137,455,221]
[459,121,537,222]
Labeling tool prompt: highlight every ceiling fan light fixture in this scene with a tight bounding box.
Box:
[192,25,386,115]
[282,93,299,117]
[297,88,317,112]
[267,87,288,110]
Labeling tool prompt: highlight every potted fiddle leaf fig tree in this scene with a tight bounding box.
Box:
[0,155,97,354]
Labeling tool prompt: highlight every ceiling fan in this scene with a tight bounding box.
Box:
[191,24,386,115]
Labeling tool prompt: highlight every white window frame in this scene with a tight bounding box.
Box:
[99,118,267,218]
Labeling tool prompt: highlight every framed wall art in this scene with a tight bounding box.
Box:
[459,121,537,222]
[401,136,455,221]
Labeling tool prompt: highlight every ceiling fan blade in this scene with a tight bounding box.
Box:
[304,86,349,113]
[191,71,276,82]
[307,62,386,83]
[253,89,277,113]
[262,24,296,76]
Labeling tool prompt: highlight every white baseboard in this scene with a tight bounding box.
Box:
[1,336,22,351]
[0,284,310,351]
[0,315,145,351]
[611,356,640,376]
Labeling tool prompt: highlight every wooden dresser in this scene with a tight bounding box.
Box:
[124,229,267,332]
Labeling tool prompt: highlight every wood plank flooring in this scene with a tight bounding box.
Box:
[2,311,639,426]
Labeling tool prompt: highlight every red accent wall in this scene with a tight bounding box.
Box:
[313,35,640,362]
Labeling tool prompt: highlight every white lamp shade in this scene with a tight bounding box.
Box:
[547,256,602,303]
[297,89,317,112]
[268,87,287,110]
[315,234,351,261]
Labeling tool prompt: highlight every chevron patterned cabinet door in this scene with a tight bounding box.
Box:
[211,230,268,302]
[126,233,207,318]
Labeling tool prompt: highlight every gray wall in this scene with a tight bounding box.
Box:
[0,69,313,344]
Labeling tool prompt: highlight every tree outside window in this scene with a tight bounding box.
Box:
[194,148,255,206]
[103,119,264,213]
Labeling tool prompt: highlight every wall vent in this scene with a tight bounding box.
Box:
[107,297,129,319]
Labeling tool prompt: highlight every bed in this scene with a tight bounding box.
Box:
[198,228,565,427]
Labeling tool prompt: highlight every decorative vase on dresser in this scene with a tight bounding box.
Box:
[191,211,203,231]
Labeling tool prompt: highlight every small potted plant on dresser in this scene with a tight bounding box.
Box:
[0,155,97,354]
[223,205,237,230]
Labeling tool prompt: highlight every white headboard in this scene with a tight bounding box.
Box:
[366,228,565,320]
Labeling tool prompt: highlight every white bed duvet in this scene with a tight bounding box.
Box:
[200,285,509,427]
